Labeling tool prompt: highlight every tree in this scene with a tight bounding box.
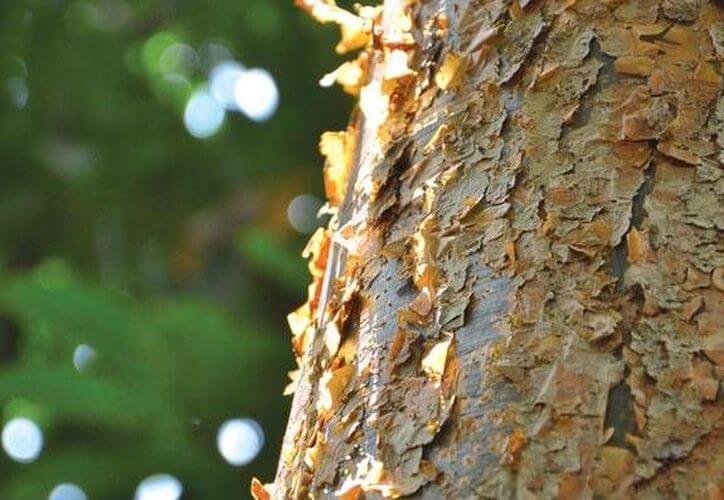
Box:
[260,0,724,497]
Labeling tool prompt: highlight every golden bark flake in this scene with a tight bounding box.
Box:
[295,0,374,54]
[693,61,721,96]
[283,369,301,396]
[285,226,331,361]
[409,286,433,317]
[287,303,312,356]
[317,363,355,416]
[423,123,450,154]
[320,129,356,206]
[304,431,326,469]
[383,0,417,50]
[421,334,452,382]
[287,304,310,339]
[383,49,416,84]
[323,319,342,358]
[505,237,517,270]
[381,49,418,115]
[613,0,659,24]
[626,227,653,264]
[500,429,526,469]
[320,57,368,95]
[434,51,467,90]
[359,79,390,131]
[614,55,655,77]
[250,478,274,500]
[303,226,330,278]
[411,217,440,291]
[360,0,419,145]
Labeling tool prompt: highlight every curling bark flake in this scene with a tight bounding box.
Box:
[257,0,724,498]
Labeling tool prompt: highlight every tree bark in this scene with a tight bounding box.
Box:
[264,0,724,498]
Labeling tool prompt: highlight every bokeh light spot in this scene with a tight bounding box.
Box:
[134,474,183,500]
[234,69,279,122]
[184,87,225,139]
[198,42,233,74]
[142,32,180,74]
[49,483,88,500]
[73,344,97,372]
[6,78,29,109]
[2,417,43,463]
[159,43,197,75]
[216,418,264,466]
[287,194,323,234]
[210,61,245,110]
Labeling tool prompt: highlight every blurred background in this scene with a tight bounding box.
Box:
[0,0,354,498]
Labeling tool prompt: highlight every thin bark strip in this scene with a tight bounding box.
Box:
[262,1,724,498]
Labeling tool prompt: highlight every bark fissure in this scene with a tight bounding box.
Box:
[603,380,638,449]
[611,160,656,287]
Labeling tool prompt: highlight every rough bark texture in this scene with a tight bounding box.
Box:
[262,0,724,498]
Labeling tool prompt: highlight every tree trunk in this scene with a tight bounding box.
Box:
[263,0,724,498]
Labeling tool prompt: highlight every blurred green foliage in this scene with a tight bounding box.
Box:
[0,0,353,497]
[0,260,288,498]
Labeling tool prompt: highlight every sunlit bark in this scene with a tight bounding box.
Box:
[261,1,724,498]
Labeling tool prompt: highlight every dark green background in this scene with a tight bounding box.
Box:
[0,0,355,497]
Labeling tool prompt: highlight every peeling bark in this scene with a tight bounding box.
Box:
[262,1,724,498]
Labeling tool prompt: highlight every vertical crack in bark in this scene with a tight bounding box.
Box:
[559,39,615,142]
[610,160,656,288]
[603,379,638,449]
[628,161,655,229]
[606,154,656,456]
